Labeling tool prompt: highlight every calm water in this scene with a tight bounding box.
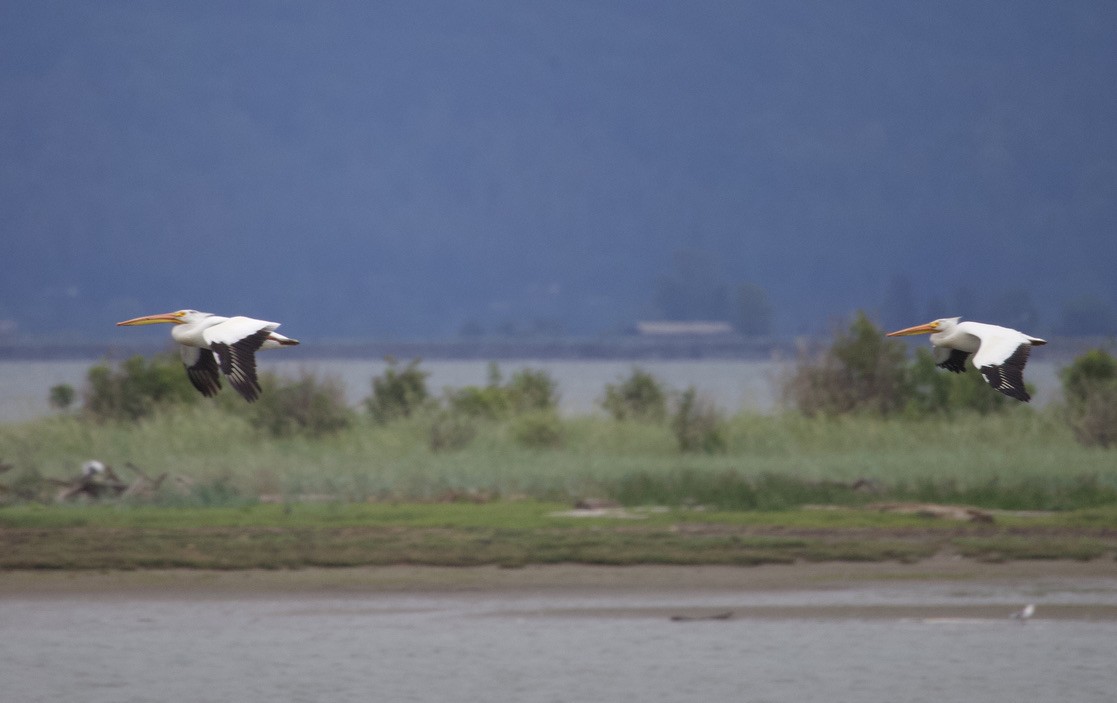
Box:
[2,580,1114,703]
[0,358,1065,423]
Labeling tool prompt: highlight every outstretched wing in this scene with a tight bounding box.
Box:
[934,347,970,373]
[180,346,222,397]
[975,341,1033,402]
[203,317,278,402]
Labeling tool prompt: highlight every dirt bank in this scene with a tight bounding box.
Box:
[4,557,1117,601]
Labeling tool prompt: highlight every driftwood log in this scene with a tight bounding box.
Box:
[50,461,171,502]
[670,612,734,622]
[868,502,994,523]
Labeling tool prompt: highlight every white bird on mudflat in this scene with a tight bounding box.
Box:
[1011,603,1036,622]
[116,310,299,402]
[886,317,1046,401]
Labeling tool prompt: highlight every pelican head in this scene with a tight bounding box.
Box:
[886,317,961,338]
[116,310,207,327]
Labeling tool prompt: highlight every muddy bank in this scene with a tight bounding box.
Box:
[4,558,1117,602]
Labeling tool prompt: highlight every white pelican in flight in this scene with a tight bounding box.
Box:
[886,317,1046,401]
[117,310,299,402]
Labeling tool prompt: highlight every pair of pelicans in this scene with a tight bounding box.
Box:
[117,310,1046,404]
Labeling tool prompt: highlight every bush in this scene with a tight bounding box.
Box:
[1060,349,1117,447]
[671,387,726,453]
[365,357,431,424]
[1061,349,1117,409]
[241,371,353,438]
[445,385,510,419]
[83,354,200,421]
[510,410,564,449]
[783,312,909,416]
[504,368,559,414]
[601,368,667,422]
[48,384,76,411]
[429,411,478,452]
[445,364,558,419]
[1066,388,1117,448]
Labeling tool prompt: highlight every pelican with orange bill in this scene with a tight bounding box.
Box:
[886,317,1045,401]
[117,310,299,402]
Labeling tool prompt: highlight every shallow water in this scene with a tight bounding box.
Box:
[2,579,1114,703]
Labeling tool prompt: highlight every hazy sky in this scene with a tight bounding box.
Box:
[3,2,1116,340]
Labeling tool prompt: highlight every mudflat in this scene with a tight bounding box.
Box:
[4,558,1117,610]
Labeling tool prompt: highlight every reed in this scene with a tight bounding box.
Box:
[2,405,1115,510]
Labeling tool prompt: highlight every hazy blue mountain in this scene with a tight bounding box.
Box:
[2,2,1115,340]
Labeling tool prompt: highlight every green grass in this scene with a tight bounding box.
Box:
[9,499,1090,531]
[7,365,1116,571]
[3,405,1116,510]
[2,501,1115,570]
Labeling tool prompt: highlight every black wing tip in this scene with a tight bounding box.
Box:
[214,332,269,402]
[936,349,970,374]
[188,376,222,397]
[233,378,263,402]
[979,368,1031,401]
[979,343,1033,401]
[185,349,222,398]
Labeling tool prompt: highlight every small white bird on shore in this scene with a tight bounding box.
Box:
[117,310,299,402]
[886,317,1046,401]
[81,460,107,478]
[1011,604,1036,622]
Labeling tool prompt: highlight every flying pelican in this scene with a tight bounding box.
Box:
[886,317,1046,401]
[116,310,299,402]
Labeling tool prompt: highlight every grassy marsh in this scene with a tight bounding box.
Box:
[3,405,1115,510]
[2,501,1116,570]
[3,375,1116,571]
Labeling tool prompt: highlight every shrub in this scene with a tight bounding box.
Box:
[365,357,431,424]
[242,371,353,437]
[671,387,726,453]
[1066,388,1117,448]
[48,384,76,411]
[445,385,510,419]
[510,410,564,449]
[1060,349,1117,447]
[83,354,200,421]
[601,368,667,422]
[429,411,478,452]
[1061,349,1117,409]
[445,363,558,419]
[903,347,951,415]
[505,368,559,413]
[783,312,909,417]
